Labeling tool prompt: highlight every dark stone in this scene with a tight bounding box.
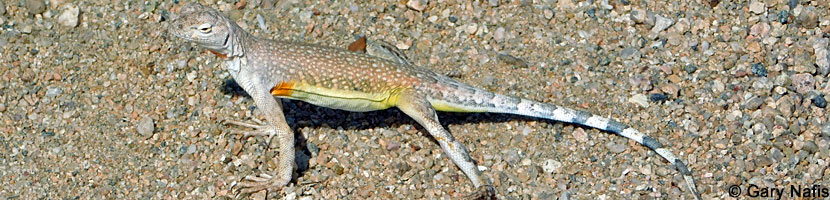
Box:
[751,63,767,77]
[649,93,668,102]
[778,10,790,24]
[685,64,698,73]
[812,95,826,108]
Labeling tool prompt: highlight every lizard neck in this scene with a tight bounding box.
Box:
[215,17,252,59]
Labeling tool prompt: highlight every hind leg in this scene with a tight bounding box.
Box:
[396,91,495,199]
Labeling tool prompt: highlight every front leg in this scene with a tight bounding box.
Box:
[234,83,295,194]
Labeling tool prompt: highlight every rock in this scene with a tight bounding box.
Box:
[791,73,814,94]
[750,22,770,38]
[557,0,575,9]
[137,116,155,137]
[58,3,80,27]
[488,0,498,7]
[802,141,819,153]
[605,142,626,153]
[812,38,829,76]
[744,96,764,110]
[776,96,794,118]
[651,15,674,33]
[256,14,267,31]
[544,8,554,20]
[662,83,680,96]
[630,8,646,24]
[494,27,506,41]
[788,0,798,10]
[822,123,830,137]
[621,47,639,59]
[49,0,65,9]
[20,25,33,34]
[778,10,789,24]
[406,0,427,11]
[796,6,818,28]
[0,1,6,15]
[26,0,46,15]
[629,94,649,108]
[749,1,764,14]
[298,10,313,23]
[684,64,698,73]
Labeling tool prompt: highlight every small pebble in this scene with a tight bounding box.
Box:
[630,9,646,23]
[256,14,267,31]
[544,9,553,20]
[796,6,818,28]
[58,3,80,27]
[802,141,819,153]
[406,0,427,12]
[778,10,789,24]
[541,159,561,174]
[137,116,154,137]
[605,142,626,153]
[812,39,829,76]
[749,1,764,14]
[494,27,505,41]
[45,87,62,98]
[26,0,46,15]
[744,96,764,110]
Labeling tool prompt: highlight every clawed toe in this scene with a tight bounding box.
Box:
[233,174,290,194]
[465,185,496,200]
[224,119,273,137]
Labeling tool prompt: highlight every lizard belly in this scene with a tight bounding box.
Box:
[270,81,402,112]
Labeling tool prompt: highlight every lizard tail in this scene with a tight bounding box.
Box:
[426,83,701,200]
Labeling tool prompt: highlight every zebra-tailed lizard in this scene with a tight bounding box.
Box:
[169,3,701,199]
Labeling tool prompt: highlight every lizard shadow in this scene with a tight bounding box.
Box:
[222,79,549,176]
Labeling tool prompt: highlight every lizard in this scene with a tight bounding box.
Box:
[169,3,701,199]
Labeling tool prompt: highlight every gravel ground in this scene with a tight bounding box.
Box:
[2,0,830,199]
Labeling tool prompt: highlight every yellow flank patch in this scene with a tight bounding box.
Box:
[270,81,295,96]
[270,82,405,112]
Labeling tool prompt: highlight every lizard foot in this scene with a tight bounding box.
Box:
[465,185,496,200]
[224,118,274,137]
[235,173,291,194]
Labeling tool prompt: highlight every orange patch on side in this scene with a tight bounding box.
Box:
[270,81,295,97]
[208,50,228,59]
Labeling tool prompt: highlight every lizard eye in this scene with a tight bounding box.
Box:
[197,23,212,33]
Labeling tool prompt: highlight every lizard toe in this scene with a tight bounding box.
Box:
[465,185,496,200]
[235,173,291,194]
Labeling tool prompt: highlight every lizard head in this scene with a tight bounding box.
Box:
[170,3,244,57]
